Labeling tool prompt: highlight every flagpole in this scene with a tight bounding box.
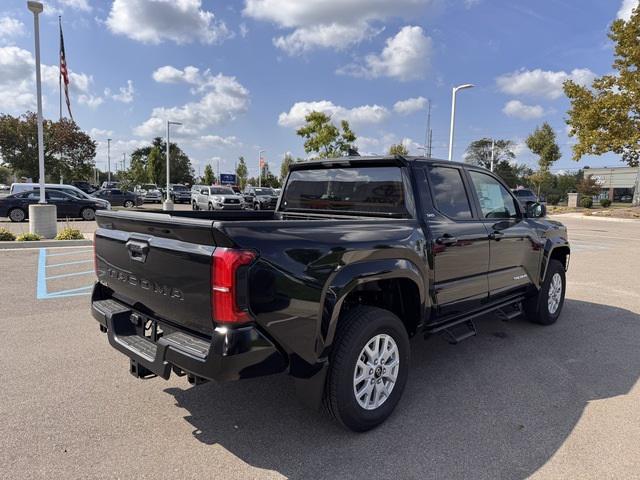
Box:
[58,16,62,121]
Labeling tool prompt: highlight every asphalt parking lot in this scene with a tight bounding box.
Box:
[1,215,639,479]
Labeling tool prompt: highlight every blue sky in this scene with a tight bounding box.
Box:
[0,0,635,179]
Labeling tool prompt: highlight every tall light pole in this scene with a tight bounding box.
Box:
[28,1,45,203]
[448,83,474,162]
[164,120,182,211]
[107,138,112,182]
[258,149,265,187]
[27,1,57,238]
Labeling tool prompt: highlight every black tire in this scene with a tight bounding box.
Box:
[81,207,95,221]
[192,201,198,211]
[254,202,261,210]
[208,202,213,211]
[324,306,410,432]
[523,259,566,325]
[8,207,26,222]
[123,200,134,208]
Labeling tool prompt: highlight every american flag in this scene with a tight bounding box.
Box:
[59,18,73,120]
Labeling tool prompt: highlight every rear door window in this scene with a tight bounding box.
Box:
[427,166,473,220]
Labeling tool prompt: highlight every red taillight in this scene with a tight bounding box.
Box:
[211,248,256,324]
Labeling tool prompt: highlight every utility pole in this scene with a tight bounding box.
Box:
[258,149,265,187]
[107,138,111,182]
[122,152,126,171]
[425,99,432,158]
[217,158,221,183]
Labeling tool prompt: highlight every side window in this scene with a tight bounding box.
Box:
[47,191,68,200]
[111,189,122,195]
[427,166,473,220]
[201,188,209,195]
[26,192,41,200]
[469,171,518,219]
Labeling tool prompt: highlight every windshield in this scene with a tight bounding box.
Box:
[211,187,234,195]
[141,184,157,190]
[514,190,534,197]
[254,188,275,196]
[172,185,188,191]
[282,166,407,216]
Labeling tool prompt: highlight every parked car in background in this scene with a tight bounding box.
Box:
[71,181,97,194]
[620,194,633,202]
[168,184,191,204]
[0,188,108,222]
[243,186,279,210]
[135,184,162,203]
[10,182,110,207]
[512,188,539,207]
[101,181,120,190]
[0,184,9,191]
[94,189,142,208]
[191,185,244,210]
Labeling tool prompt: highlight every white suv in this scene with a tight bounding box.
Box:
[191,185,244,210]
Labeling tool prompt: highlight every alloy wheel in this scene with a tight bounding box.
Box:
[353,334,399,410]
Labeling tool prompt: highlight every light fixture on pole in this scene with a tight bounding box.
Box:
[258,149,265,187]
[163,120,182,211]
[447,83,474,162]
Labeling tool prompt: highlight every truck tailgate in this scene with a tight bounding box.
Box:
[95,211,217,335]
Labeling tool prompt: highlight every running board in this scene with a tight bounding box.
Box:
[425,296,526,343]
[442,320,476,345]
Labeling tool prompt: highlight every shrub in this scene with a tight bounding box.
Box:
[55,227,84,240]
[0,228,16,241]
[16,232,42,241]
[580,197,593,208]
[599,198,612,208]
[546,194,561,205]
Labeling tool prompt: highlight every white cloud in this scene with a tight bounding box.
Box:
[337,26,432,81]
[0,17,25,43]
[106,0,230,45]
[107,80,135,103]
[58,0,92,11]
[197,135,241,147]
[393,96,428,115]
[496,68,596,100]
[89,128,114,138]
[239,22,249,38]
[278,100,389,129]
[502,100,545,120]
[152,65,203,86]
[78,94,104,109]
[464,0,481,8]
[618,0,638,20]
[243,0,433,54]
[134,73,250,137]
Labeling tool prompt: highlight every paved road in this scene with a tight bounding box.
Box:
[0,216,639,479]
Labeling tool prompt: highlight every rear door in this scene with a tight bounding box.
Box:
[46,190,75,217]
[466,169,537,300]
[420,165,490,318]
[109,189,125,206]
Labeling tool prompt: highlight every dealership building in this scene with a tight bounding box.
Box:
[586,166,639,202]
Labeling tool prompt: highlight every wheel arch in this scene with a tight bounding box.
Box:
[541,242,570,283]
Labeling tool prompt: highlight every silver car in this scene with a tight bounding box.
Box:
[136,184,163,203]
[191,185,244,210]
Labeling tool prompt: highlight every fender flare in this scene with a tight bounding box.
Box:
[318,258,426,356]
[540,239,570,284]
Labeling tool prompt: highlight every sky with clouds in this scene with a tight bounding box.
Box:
[0,0,635,178]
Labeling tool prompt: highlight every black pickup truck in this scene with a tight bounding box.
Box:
[91,156,569,432]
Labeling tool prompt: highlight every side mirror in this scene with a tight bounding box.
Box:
[526,201,546,218]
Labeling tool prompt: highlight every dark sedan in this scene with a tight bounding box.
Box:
[94,188,142,208]
[0,189,109,222]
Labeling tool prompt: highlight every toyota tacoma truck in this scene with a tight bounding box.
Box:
[91,156,569,432]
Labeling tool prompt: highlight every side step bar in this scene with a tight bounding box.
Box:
[425,296,525,344]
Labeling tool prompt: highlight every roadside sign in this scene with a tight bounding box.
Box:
[220,173,236,185]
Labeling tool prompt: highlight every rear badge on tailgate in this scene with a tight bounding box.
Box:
[99,267,184,301]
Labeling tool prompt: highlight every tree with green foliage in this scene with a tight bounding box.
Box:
[464,138,529,188]
[564,8,640,204]
[0,164,12,184]
[388,143,409,156]
[526,123,561,172]
[236,156,248,189]
[0,112,96,181]
[129,137,195,186]
[203,164,215,185]
[296,111,357,158]
[280,153,295,180]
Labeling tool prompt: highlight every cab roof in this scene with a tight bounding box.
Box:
[288,155,469,171]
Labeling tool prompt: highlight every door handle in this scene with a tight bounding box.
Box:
[488,231,504,240]
[436,235,458,246]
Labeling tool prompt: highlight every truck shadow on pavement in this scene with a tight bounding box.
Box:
[164,299,640,480]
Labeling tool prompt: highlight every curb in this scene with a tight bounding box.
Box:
[0,239,93,250]
[549,213,640,223]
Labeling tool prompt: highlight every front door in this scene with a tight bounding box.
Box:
[420,165,490,318]
[46,190,74,217]
[466,169,538,300]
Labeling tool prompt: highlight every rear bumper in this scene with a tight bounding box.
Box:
[91,284,287,382]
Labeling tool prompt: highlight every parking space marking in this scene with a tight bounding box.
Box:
[37,248,94,300]
[46,248,93,257]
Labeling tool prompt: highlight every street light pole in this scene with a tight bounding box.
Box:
[107,138,112,182]
[490,138,495,172]
[447,83,474,162]
[164,120,182,211]
[258,149,265,187]
[28,1,45,204]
